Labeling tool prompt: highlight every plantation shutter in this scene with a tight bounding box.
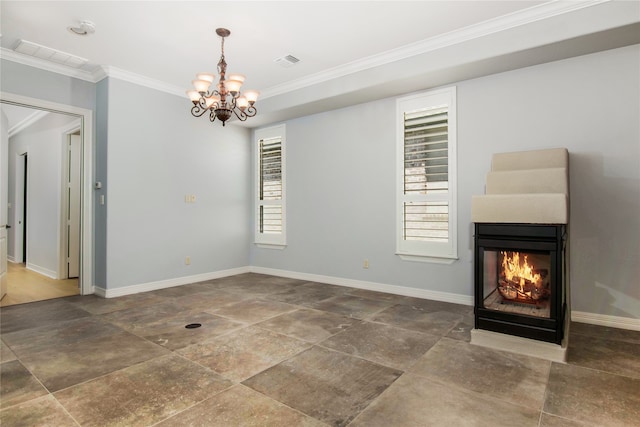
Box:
[403,107,449,243]
[259,137,282,234]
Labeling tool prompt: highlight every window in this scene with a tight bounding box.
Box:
[255,124,286,247]
[396,87,457,261]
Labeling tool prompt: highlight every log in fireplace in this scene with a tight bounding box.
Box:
[474,223,566,344]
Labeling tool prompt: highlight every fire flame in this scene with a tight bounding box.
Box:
[500,251,542,289]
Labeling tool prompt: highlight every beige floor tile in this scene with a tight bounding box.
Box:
[157,384,327,426]
[266,285,347,306]
[409,337,550,410]
[308,295,393,319]
[0,299,90,334]
[243,346,402,427]
[570,322,640,344]
[320,321,439,370]
[178,326,310,382]
[55,354,232,427]
[256,308,359,343]
[2,316,122,356]
[20,330,170,392]
[539,413,588,427]
[544,362,640,427]
[172,289,250,311]
[350,373,540,427]
[568,333,640,379]
[0,394,77,426]
[65,292,165,315]
[211,299,297,323]
[0,360,49,409]
[372,304,464,335]
[0,340,17,363]
[139,312,244,350]
[99,300,195,332]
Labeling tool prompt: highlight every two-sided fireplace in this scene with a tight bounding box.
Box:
[474,223,566,344]
[471,148,570,353]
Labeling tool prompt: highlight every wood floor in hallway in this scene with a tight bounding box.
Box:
[0,262,79,307]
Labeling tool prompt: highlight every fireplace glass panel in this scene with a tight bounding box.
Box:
[482,249,551,319]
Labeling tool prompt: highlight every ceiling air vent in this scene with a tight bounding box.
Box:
[13,40,89,69]
[274,54,300,68]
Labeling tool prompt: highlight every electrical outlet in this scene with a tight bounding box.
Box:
[185,256,191,265]
[363,259,369,269]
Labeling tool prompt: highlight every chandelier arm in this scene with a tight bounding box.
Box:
[209,109,218,123]
[191,102,210,117]
[243,105,258,118]
[231,107,249,122]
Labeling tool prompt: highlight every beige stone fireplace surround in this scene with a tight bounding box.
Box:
[471,148,568,225]
[471,147,570,362]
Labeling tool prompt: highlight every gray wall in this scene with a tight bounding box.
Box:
[251,44,640,319]
[104,78,251,288]
[94,79,109,287]
[0,60,96,111]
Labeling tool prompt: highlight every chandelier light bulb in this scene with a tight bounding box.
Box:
[236,96,249,110]
[186,90,201,103]
[192,79,211,93]
[243,90,260,104]
[196,73,216,83]
[224,79,243,94]
[226,74,245,83]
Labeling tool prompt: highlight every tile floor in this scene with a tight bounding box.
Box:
[0,273,638,426]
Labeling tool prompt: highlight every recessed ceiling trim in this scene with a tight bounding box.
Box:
[260,0,610,99]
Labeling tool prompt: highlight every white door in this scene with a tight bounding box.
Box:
[1,110,9,300]
[67,133,81,278]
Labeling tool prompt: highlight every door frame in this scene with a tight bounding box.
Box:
[59,125,81,280]
[1,92,94,295]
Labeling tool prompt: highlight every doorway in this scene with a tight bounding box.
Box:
[0,92,94,302]
[21,153,27,264]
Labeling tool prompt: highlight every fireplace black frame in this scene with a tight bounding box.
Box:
[474,223,567,344]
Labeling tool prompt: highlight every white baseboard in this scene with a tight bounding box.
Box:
[250,266,474,306]
[95,266,251,298]
[26,263,57,279]
[572,311,640,331]
[7,255,16,263]
[87,266,639,332]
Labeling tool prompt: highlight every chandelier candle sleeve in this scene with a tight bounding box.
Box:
[187,28,259,126]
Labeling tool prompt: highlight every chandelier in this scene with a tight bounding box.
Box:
[186,28,259,126]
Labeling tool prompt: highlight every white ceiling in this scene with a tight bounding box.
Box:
[1,1,639,127]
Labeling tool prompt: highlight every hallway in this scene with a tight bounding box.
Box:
[0,263,79,307]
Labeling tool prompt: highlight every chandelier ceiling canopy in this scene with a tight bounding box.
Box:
[187,28,259,126]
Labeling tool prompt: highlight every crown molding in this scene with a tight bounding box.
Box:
[1,0,611,100]
[259,0,610,99]
[98,66,185,97]
[7,109,49,138]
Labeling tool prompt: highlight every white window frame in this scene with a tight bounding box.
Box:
[396,87,457,262]
[254,124,286,248]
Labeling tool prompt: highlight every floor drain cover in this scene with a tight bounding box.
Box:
[185,323,202,329]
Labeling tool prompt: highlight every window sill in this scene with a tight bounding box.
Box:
[396,253,458,264]
[255,243,287,250]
